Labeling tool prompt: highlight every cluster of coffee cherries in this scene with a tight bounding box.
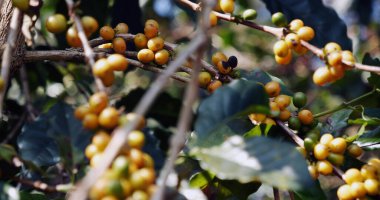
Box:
[337,158,380,200]
[209,0,258,26]
[45,13,99,47]
[131,20,170,66]
[93,54,128,87]
[271,13,315,65]
[98,23,130,53]
[313,42,356,86]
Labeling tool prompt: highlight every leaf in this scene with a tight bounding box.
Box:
[355,127,380,150]
[192,79,269,148]
[215,179,261,200]
[261,0,352,50]
[17,102,92,167]
[244,124,273,137]
[294,180,326,200]
[322,109,353,136]
[0,144,17,163]
[189,171,215,189]
[362,53,380,88]
[192,136,314,190]
[349,108,380,126]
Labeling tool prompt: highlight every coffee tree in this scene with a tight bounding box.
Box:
[0,0,380,199]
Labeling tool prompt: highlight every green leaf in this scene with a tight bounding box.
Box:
[17,102,92,167]
[349,108,380,126]
[189,171,215,189]
[294,180,326,200]
[322,109,353,136]
[0,144,17,163]
[214,179,261,200]
[244,124,273,138]
[356,127,380,150]
[192,79,269,148]
[192,136,314,190]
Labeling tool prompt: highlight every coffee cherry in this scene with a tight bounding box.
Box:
[319,133,333,145]
[249,113,267,123]
[308,165,319,180]
[212,52,228,66]
[329,64,345,80]
[298,109,313,125]
[273,40,290,57]
[364,179,379,195]
[112,37,127,54]
[368,158,380,169]
[288,116,301,130]
[328,137,347,154]
[120,179,132,197]
[264,118,276,125]
[114,23,129,34]
[274,95,291,110]
[314,143,329,160]
[220,0,234,14]
[98,43,113,49]
[209,12,218,26]
[216,61,232,74]
[119,113,146,130]
[289,19,304,32]
[294,45,308,55]
[337,184,354,200]
[327,52,342,67]
[107,54,128,71]
[198,71,212,87]
[154,49,170,65]
[347,144,363,157]
[137,49,155,63]
[93,58,112,78]
[284,33,300,49]
[207,80,222,93]
[112,155,130,177]
[304,137,316,152]
[228,56,238,68]
[144,24,159,39]
[242,9,257,20]
[100,70,115,87]
[313,66,333,86]
[105,180,124,199]
[316,160,333,175]
[81,16,98,36]
[131,191,149,200]
[271,12,288,27]
[147,37,164,52]
[361,164,377,179]
[85,144,100,159]
[130,149,145,168]
[264,81,281,97]
[275,51,292,65]
[66,26,82,47]
[324,42,341,54]
[12,0,29,11]
[269,102,280,116]
[341,50,355,67]
[292,92,307,108]
[134,33,148,49]
[145,19,159,29]
[350,182,366,198]
[89,92,108,114]
[82,113,99,130]
[101,195,119,200]
[127,130,145,149]
[74,105,91,120]
[92,131,111,151]
[327,153,344,166]
[90,178,108,199]
[99,107,120,129]
[100,26,115,40]
[46,14,67,34]
[297,26,315,41]
[279,109,291,121]
[343,168,363,184]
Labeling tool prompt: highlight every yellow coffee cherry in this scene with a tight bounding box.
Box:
[207,80,222,93]
[274,95,291,110]
[137,49,155,63]
[93,58,112,78]
[90,153,103,167]
[264,81,281,97]
[81,16,99,36]
[134,33,148,49]
[212,52,227,66]
[328,137,347,154]
[144,24,159,39]
[66,26,82,47]
[308,165,319,180]
[364,179,379,196]
[278,109,291,121]
[154,49,170,65]
[273,40,290,57]
[324,42,342,54]
[329,64,345,80]
[216,60,232,74]
[112,37,127,54]
[313,66,333,86]
[360,164,377,180]
[100,70,115,87]
[350,182,367,198]
[89,92,108,114]
[74,105,91,120]
[145,19,159,29]
[147,36,165,52]
[92,131,111,151]
[46,14,67,34]
[337,184,354,200]
[100,26,115,40]
[316,160,333,175]
[289,19,304,32]
[85,144,100,159]
[320,133,334,145]
[219,0,234,14]
[341,50,355,68]
[327,51,342,67]
[210,12,218,26]
[275,51,292,65]
[98,107,120,129]
[294,45,308,55]
[198,71,212,87]
[114,22,129,34]
[298,109,314,125]
[314,143,329,160]
[297,26,315,41]
[107,54,128,71]
[343,168,364,184]
[284,33,300,49]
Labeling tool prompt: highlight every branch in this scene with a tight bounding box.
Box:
[273,187,280,200]
[65,0,105,92]
[68,33,207,200]
[0,8,23,118]
[13,178,73,193]
[179,0,380,73]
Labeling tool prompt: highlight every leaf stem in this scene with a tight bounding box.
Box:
[313,89,379,118]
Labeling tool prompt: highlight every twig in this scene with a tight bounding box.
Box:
[19,65,36,120]
[68,33,207,200]
[288,191,295,200]
[65,0,106,92]
[273,187,280,200]
[13,178,72,193]
[179,0,380,74]
[0,8,23,119]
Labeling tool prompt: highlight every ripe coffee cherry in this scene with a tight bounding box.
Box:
[147,37,164,52]
[66,26,82,47]
[327,51,342,67]
[100,71,115,87]
[289,19,304,32]
[347,144,363,157]
[364,179,379,195]
[81,16,98,36]
[46,14,67,34]
[361,164,377,179]
[207,80,222,93]
[12,0,29,11]
[273,40,290,57]
[284,33,300,49]
[242,9,257,20]
[144,24,159,39]
[313,66,333,86]
[343,168,363,184]
[216,61,232,74]
[130,149,145,168]
[308,165,319,180]
[328,137,347,154]
[350,182,366,198]
[294,45,308,55]
[99,107,120,129]
[209,12,218,26]
[114,22,129,34]
[220,0,234,14]
[298,109,313,125]
[297,26,315,41]
[292,92,307,108]
[112,155,130,177]
[324,42,341,54]
[132,191,149,200]
[337,184,354,200]
[145,19,159,29]
[269,102,280,115]
[314,143,329,160]
[274,95,291,110]
[100,26,115,40]
[93,58,112,78]
[92,131,111,151]
[74,105,91,120]
[134,33,148,49]
[329,64,345,80]
[264,81,281,97]
[89,92,108,114]
[316,160,333,175]
[82,113,99,130]
[319,133,333,145]
[212,52,227,66]
[127,130,145,149]
[279,109,291,121]
[112,37,127,54]
[271,12,288,27]
[85,144,99,159]
[341,50,355,67]
[198,71,212,87]
[137,49,155,63]
[107,54,128,71]
[288,116,301,130]
[275,51,292,65]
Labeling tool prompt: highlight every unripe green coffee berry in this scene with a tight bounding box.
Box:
[242,9,257,20]
[292,92,307,108]
[272,12,288,27]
